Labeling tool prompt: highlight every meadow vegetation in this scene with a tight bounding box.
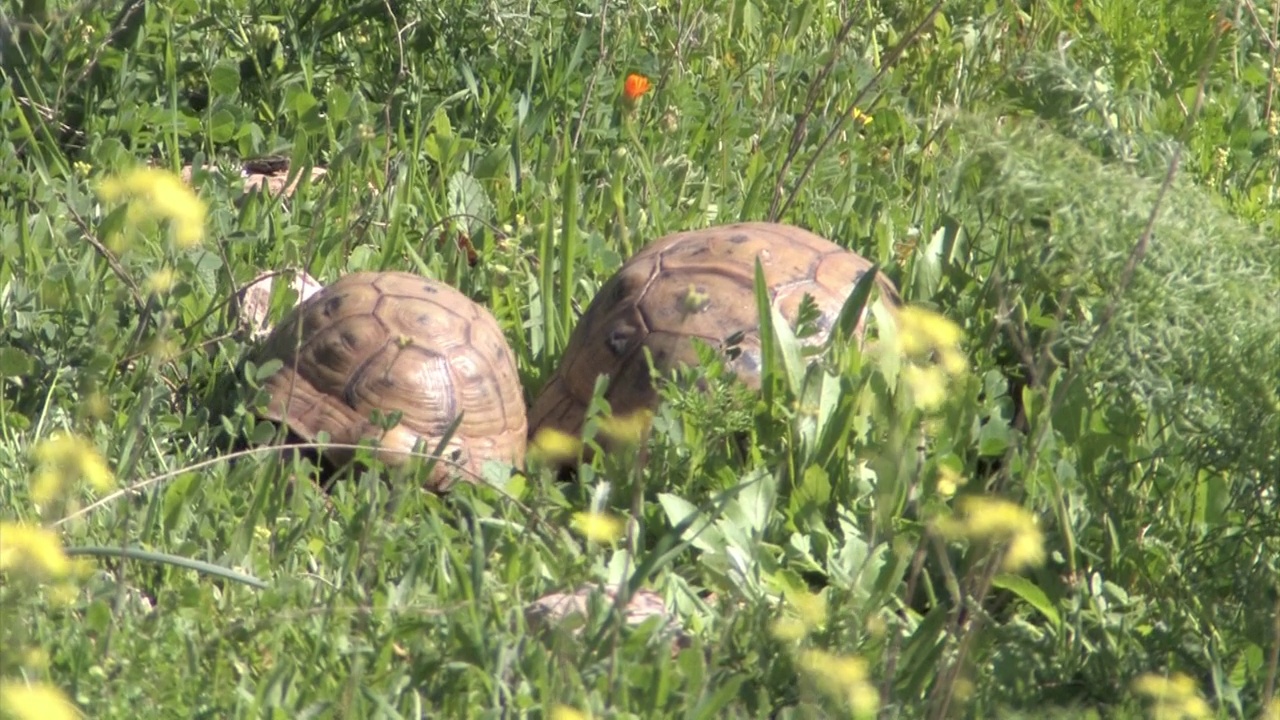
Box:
[2,0,1279,717]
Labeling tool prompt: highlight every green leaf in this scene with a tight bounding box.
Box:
[65,546,269,589]
[326,84,353,120]
[0,346,34,377]
[209,60,240,96]
[208,108,236,143]
[752,259,776,399]
[447,171,492,235]
[977,417,1012,456]
[992,573,1061,631]
[657,493,724,554]
[285,86,318,118]
[472,146,510,180]
[831,264,882,341]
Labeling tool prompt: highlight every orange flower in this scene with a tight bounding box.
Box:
[623,73,651,102]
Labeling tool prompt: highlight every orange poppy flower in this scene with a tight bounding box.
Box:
[623,73,651,101]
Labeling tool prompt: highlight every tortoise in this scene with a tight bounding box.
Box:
[527,221,901,456]
[251,271,527,490]
[524,583,691,655]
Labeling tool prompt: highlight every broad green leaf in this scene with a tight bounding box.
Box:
[992,574,1061,631]
[0,346,34,377]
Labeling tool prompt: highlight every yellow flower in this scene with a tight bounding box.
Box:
[896,307,965,362]
[936,466,964,498]
[851,107,873,127]
[0,523,71,579]
[903,365,948,410]
[771,588,828,640]
[595,409,653,450]
[549,706,590,720]
[570,511,625,544]
[1132,672,1212,719]
[935,495,1046,572]
[98,167,207,248]
[0,681,81,720]
[787,588,827,630]
[529,427,583,466]
[31,431,115,502]
[892,306,968,412]
[796,649,878,717]
[144,267,177,294]
[770,616,809,642]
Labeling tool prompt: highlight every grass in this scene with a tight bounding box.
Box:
[2,0,1279,718]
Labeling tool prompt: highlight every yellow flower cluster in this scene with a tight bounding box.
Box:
[769,589,877,716]
[0,524,70,580]
[893,306,968,412]
[0,681,80,720]
[570,511,625,544]
[796,649,878,717]
[1131,672,1212,719]
[97,167,207,249]
[934,495,1046,573]
[528,409,654,466]
[30,431,115,506]
[2,431,116,719]
[770,588,828,641]
[550,706,590,720]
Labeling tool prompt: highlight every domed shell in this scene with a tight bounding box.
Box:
[528,222,899,450]
[253,271,527,490]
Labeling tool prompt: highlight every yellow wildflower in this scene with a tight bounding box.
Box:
[595,409,653,449]
[772,588,828,640]
[31,431,115,501]
[97,167,207,248]
[529,427,583,466]
[851,107,873,127]
[0,523,71,579]
[903,365,948,411]
[896,307,965,366]
[787,588,827,629]
[570,511,625,544]
[1132,672,1212,719]
[892,306,968,411]
[935,495,1045,572]
[796,649,878,717]
[0,681,81,720]
[549,706,590,720]
[936,466,964,498]
[145,267,177,294]
[770,616,809,642]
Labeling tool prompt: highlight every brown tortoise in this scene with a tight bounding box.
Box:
[252,271,527,490]
[528,221,901,456]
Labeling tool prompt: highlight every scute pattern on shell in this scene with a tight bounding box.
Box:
[524,583,691,653]
[528,221,901,445]
[254,271,527,490]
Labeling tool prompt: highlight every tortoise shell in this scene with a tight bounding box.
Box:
[528,222,900,449]
[524,583,691,654]
[253,271,527,490]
